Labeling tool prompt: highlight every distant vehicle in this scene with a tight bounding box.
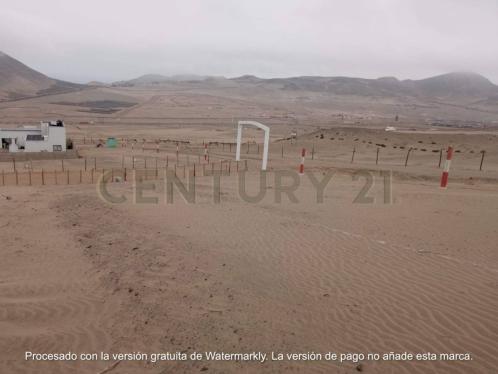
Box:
[385,126,397,132]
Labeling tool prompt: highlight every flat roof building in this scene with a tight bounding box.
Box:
[0,120,66,153]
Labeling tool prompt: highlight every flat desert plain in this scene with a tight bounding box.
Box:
[0,84,498,374]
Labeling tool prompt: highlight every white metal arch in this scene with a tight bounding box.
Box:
[235,120,270,170]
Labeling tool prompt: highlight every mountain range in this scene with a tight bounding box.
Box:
[232,72,498,99]
[1,50,498,102]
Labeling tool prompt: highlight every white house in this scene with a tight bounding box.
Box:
[0,120,66,153]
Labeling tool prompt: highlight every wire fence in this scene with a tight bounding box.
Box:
[0,159,251,187]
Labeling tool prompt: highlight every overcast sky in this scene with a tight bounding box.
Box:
[1,0,497,83]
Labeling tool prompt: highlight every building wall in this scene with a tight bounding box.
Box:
[25,140,51,152]
[48,125,66,152]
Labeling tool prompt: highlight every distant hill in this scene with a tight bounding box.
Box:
[113,73,214,86]
[0,51,82,101]
[231,72,498,99]
[407,72,498,98]
[87,81,109,87]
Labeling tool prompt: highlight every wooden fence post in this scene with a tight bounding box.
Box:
[405,148,412,167]
[480,150,486,171]
[376,147,379,165]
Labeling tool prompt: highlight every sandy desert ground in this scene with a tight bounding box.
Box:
[1,167,498,374]
[1,85,498,374]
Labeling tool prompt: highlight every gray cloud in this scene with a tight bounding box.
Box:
[1,0,497,83]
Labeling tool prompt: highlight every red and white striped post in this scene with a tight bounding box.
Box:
[204,143,208,161]
[440,146,453,188]
[299,148,306,175]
